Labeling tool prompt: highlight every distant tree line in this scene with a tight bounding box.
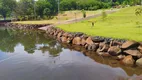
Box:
[0,0,142,20]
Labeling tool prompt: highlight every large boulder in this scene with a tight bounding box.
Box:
[122,55,135,65]
[87,44,97,51]
[108,46,121,56]
[124,50,142,58]
[99,44,109,52]
[72,37,82,45]
[136,58,142,67]
[85,37,94,45]
[121,41,139,49]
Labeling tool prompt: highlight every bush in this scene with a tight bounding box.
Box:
[81,9,86,18]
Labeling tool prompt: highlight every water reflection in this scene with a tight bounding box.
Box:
[0,28,141,80]
[0,28,62,55]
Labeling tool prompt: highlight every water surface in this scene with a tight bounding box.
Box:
[0,27,141,80]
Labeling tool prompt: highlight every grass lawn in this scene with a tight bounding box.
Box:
[12,9,113,25]
[57,6,142,41]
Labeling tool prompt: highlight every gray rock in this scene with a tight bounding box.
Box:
[136,58,142,67]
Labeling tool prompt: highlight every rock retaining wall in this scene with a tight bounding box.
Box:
[4,23,142,67]
[46,26,142,67]
[5,23,50,29]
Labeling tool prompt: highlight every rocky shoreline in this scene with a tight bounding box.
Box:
[2,23,142,79]
[5,23,50,29]
[45,26,142,67]
[3,23,142,67]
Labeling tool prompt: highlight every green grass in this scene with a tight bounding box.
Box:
[57,6,142,41]
[12,9,113,25]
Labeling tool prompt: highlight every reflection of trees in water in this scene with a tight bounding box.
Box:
[39,43,62,57]
[0,28,62,56]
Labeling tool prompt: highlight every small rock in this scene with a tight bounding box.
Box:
[136,58,142,67]
[117,55,125,60]
[61,37,67,43]
[97,52,111,57]
[108,46,121,56]
[121,41,139,49]
[85,37,94,45]
[122,55,134,65]
[72,37,81,45]
[124,50,142,58]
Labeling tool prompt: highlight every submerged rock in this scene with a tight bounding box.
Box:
[97,52,111,57]
[117,55,126,60]
[122,55,134,65]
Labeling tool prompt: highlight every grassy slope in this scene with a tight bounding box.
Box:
[12,9,110,25]
[57,6,142,41]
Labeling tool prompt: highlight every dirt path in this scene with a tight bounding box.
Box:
[39,10,118,30]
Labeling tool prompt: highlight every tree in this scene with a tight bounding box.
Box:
[0,0,16,20]
[14,0,35,20]
[36,0,51,18]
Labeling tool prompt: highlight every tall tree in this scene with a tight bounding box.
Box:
[0,0,16,20]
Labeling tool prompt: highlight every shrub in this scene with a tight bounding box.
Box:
[81,9,86,18]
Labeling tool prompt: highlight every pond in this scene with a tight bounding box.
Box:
[0,27,141,80]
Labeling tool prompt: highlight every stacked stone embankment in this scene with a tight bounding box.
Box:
[46,26,142,67]
[5,23,50,29]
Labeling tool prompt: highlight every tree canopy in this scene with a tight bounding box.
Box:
[0,0,141,20]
